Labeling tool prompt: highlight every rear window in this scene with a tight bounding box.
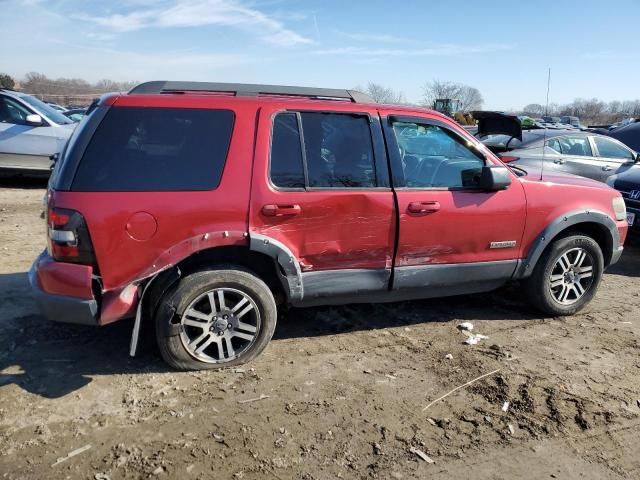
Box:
[72,107,234,191]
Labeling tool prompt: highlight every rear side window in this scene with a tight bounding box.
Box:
[270,111,377,189]
[270,113,305,188]
[72,107,234,191]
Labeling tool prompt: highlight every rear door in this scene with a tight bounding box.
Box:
[381,111,527,292]
[551,134,603,180]
[250,103,395,302]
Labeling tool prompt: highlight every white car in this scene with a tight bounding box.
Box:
[0,90,76,174]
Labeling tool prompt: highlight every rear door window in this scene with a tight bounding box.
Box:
[562,136,592,156]
[72,107,234,191]
[270,113,305,188]
[270,111,377,189]
[302,112,376,188]
[546,138,562,153]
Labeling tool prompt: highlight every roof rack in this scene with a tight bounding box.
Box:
[128,81,374,103]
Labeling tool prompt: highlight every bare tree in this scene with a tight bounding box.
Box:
[421,80,483,112]
[621,100,640,116]
[521,97,640,125]
[457,86,483,112]
[95,79,137,92]
[17,72,139,106]
[0,73,15,89]
[356,82,405,104]
[522,103,544,116]
[608,100,622,114]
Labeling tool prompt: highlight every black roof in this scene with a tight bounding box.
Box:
[129,81,374,103]
[608,122,640,152]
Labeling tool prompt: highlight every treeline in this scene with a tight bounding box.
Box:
[522,99,640,126]
[359,81,484,112]
[0,72,137,106]
[2,71,638,126]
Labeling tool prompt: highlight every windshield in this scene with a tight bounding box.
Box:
[18,94,73,124]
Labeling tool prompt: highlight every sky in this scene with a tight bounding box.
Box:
[1,0,639,110]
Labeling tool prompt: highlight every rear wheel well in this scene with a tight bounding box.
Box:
[142,246,287,328]
[552,222,614,266]
[176,246,286,303]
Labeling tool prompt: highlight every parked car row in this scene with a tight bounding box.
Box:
[475,111,640,231]
[46,101,88,121]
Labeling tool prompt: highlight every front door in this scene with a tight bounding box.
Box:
[591,135,636,182]
[250,104,396,301]
[381,112,527,292]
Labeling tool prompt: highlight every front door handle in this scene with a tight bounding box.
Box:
[408,201,440,214]
[554,158,565,164]
[602,165,613,171]
[262,204,302,217]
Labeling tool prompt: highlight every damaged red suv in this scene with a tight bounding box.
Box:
[31,81,628,370]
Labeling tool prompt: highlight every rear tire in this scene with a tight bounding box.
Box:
[523,235,604,316]
[155,268,277,370]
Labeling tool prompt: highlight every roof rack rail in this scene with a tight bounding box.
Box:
[128,81,374,103]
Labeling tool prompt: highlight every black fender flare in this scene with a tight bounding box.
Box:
[249,233,303,301]
[515,209,619,279]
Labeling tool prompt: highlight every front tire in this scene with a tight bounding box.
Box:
[523,235,604,316]
[155,268,277,370]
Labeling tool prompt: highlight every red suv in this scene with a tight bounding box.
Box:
[30,81,628,370]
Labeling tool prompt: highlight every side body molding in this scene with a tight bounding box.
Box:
[516,209,620,279]
[249,233,304,301]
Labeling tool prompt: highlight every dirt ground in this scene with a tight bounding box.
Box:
[1,178,639,480]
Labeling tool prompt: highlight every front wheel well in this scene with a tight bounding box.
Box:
[550,221,614,266]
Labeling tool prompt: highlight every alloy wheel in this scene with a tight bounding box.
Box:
[179,287,260,363]
[548,247,594,306]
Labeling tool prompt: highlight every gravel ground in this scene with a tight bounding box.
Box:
[1,178,639,479]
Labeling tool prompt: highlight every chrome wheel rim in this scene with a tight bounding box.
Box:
[548,247,594,305]
[179,287,260,364]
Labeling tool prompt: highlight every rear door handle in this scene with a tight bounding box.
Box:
[262,204,301,217]
[553,158,565,164]
[602,165,613,171]
[407,201,440,214]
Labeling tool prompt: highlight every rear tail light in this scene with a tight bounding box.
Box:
[499,155,520,163]
[47,206,97,267]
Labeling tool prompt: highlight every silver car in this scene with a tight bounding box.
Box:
[0,89,76,174]
[484,130,640,183]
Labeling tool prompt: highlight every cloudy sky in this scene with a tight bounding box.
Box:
[1,0,639,109]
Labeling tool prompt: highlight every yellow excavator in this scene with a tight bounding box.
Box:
[433,98,475,126]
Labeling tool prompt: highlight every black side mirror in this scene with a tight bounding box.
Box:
[479,165,512,191]
[636,152,640,163]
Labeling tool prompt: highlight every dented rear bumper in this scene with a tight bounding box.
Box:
[30,250,141,326]
[29,250,99,326]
